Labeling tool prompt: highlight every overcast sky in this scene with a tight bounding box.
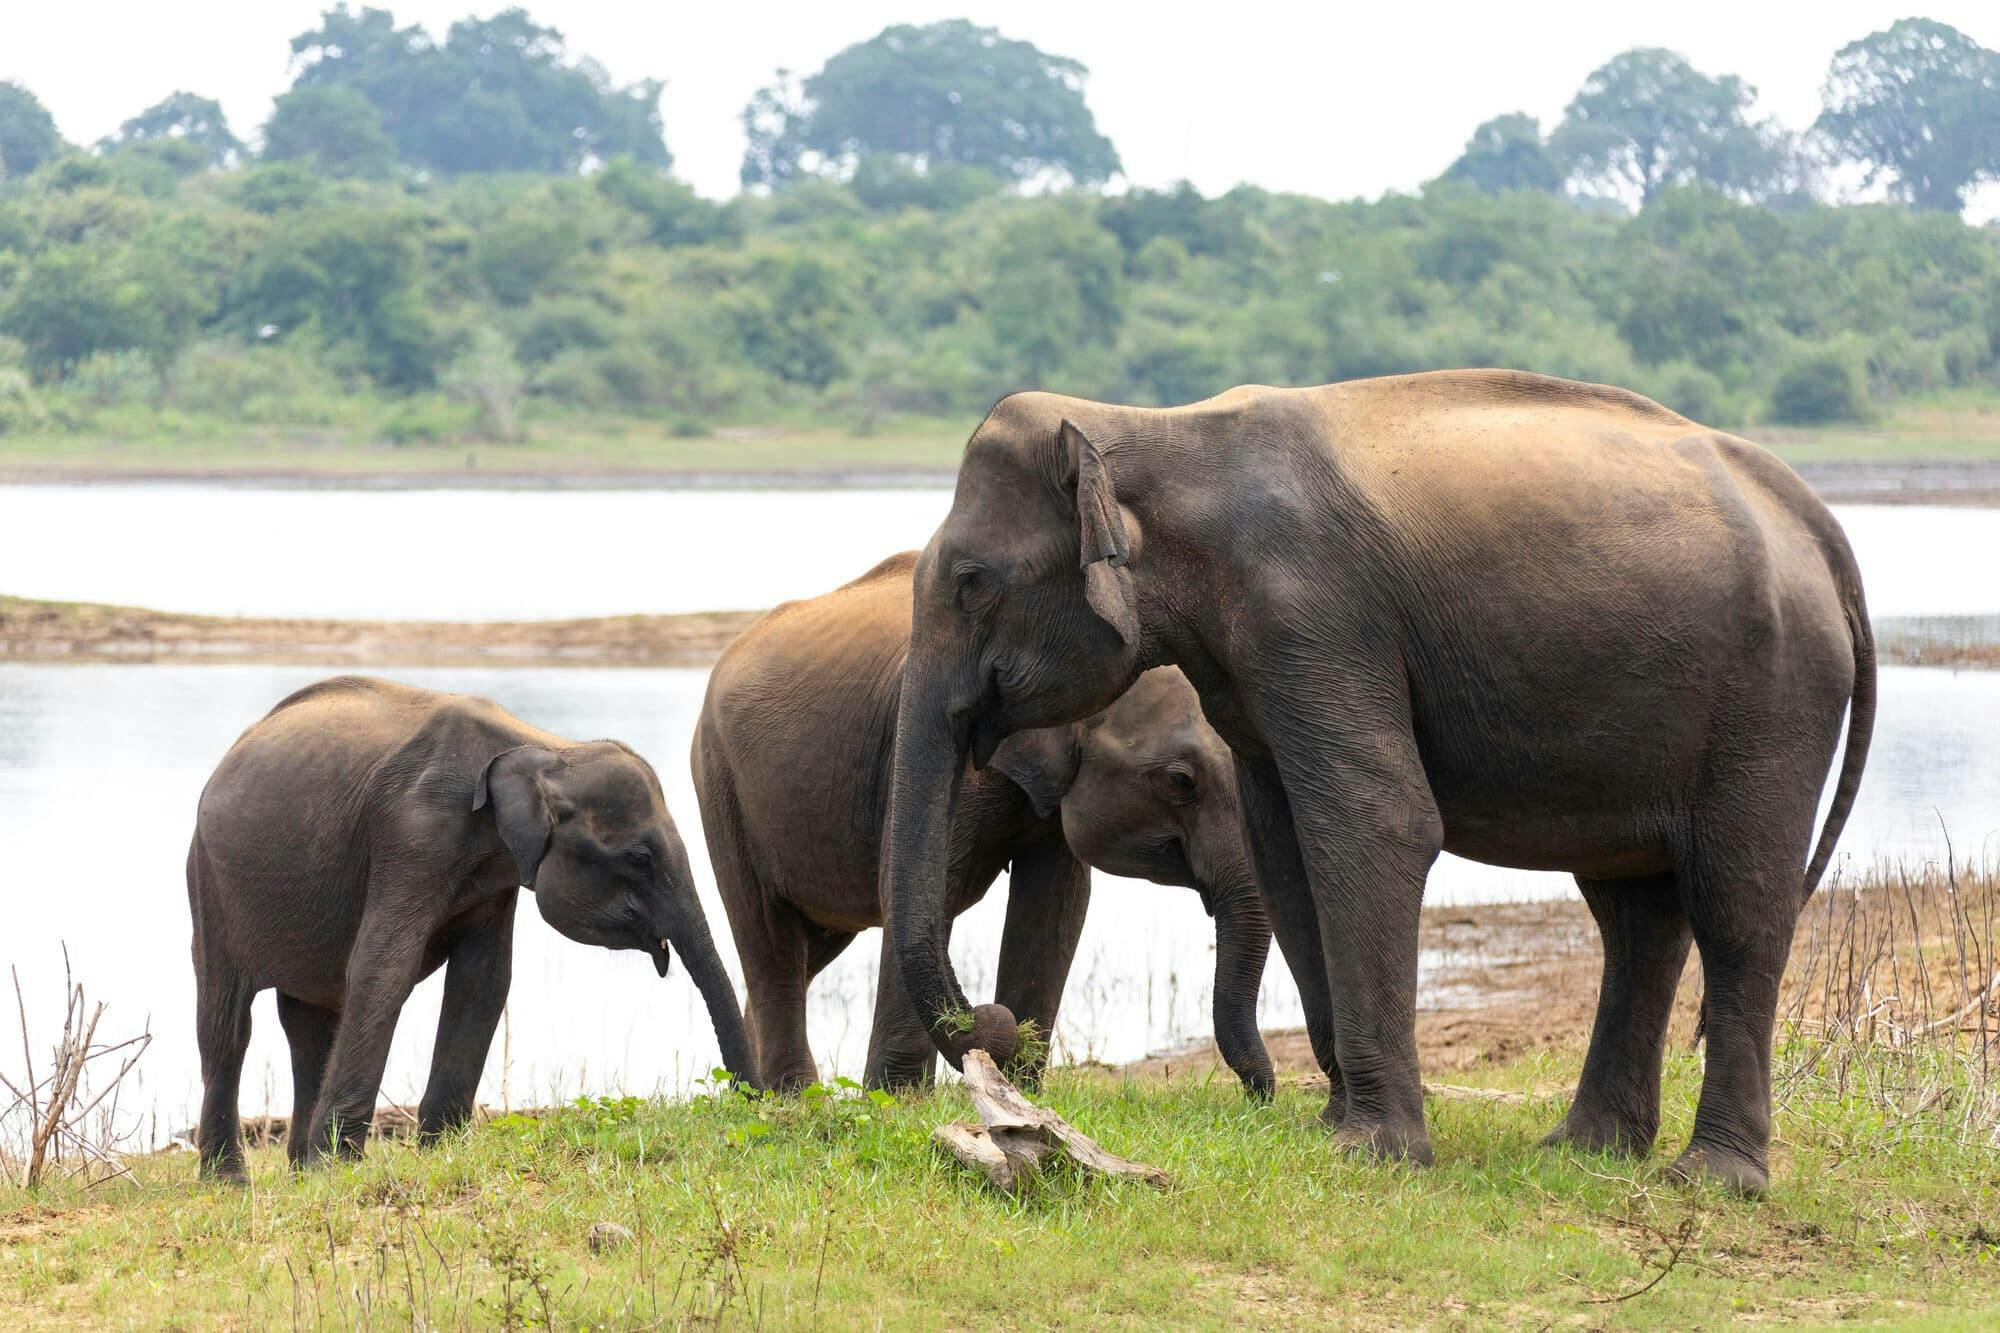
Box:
[8,1,2000,209]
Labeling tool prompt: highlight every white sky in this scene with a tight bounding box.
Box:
[7,1,2000,208]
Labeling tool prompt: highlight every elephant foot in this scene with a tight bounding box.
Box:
[200,1156,249,1186]
[1316,1092,1347,1131]
[1666,1143,1768,1198]
[1539,1106,1657,1158]
[1330,1117,1433,1167]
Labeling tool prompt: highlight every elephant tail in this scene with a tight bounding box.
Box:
[1802,588,1876,901]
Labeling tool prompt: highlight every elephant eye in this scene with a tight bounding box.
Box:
[1151,762,1198,806]
[624,844,656,873]
[954,563,997,614]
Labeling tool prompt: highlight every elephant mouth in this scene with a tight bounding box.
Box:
[652,937,672,978]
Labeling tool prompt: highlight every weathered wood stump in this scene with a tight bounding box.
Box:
[932,1051,1169,1194]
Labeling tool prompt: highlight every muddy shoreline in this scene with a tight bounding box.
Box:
[0,597,764,669]
[7,595,1995,669]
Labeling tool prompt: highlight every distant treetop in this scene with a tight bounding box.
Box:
[741,20,1121,189]
[0,81,64,179]
[101,92,242,169]
[1815,18,2000,213]
[285,4,669,175]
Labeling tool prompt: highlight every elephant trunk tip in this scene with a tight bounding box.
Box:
[942,1001,1020,1070]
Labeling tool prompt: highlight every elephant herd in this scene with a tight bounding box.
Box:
[189,369,1873,1197]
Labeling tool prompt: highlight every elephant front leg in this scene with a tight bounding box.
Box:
[1268,701,1442,1165]
[1236,758,1343,1119]
[865,925,941,1091]
[418,900,516,1144]
[300,909,432,1166]
[993,839,1091,1085]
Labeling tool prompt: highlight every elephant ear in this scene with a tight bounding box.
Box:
[1063,419,1139,645]
[986,724,1082,820]
[472,746,556,888]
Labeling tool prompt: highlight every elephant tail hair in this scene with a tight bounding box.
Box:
[1802,591,1876,902]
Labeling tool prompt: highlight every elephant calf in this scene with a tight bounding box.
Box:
[693,552,1273,1095]
[188,675,753,1180]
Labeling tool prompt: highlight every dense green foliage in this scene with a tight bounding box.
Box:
[2,9,1999,447]
[2,150,1997,440]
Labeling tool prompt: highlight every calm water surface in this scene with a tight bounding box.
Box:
[3,486,1999,619]
[3,661,1997,1137]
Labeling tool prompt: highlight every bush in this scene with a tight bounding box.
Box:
[439,328,526,441]
[0,367,47,434]
[59,350,161,409]
[378,397,476,445]
[167,339,348,423]
[1769,351,1868,424]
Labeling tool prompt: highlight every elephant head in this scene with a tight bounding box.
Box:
[990,667,1275,1095]
[882,395,1166,1068]
[475,741,757,1085]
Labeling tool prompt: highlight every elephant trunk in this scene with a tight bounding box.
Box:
[660,845,760,1089]
[880,665,1020,1070]
[1209,875,1275,1099]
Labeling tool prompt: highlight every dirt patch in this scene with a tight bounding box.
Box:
[1129,897,1621,1083]
[5,593,1983,670]
[0,596,762,669]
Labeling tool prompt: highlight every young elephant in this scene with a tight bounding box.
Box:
[188,676,754,1180]
[692,552,1272,1095]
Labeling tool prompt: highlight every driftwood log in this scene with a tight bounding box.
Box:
[932,1051,1169,1193]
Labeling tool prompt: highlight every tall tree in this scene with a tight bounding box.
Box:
[1440,114,1564,193]
[102,92,241,168]
[1814,18,2000,213]
[1553,48,1785,206]
[286,5,668,175]
[0,81,63,178]
[741,20,1120,188]
[262,86,397,179]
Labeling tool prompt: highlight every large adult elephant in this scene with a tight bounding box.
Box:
[189,676,754,1179]
[879,370,1873,1196]
[694,552,1272,1095]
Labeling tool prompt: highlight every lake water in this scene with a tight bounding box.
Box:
[3,660,1997,1141]
[3,485,2000,619]
[2,483,1999,1140]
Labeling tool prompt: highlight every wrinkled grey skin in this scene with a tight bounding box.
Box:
[879,369,1874,1196]
[694,553,1271,1096]
[188,676,754,1180]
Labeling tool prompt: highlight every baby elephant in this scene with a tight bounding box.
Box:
[188,676,753,1180]
[695,552,1273,1096]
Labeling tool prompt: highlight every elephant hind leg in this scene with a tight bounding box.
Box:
[195,963,257,1182]
[1664,783,1820,1197]
[1542,873,1691,1157]
[276,993,339,1167]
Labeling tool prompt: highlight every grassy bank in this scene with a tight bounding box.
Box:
[7,867,2000,1328]
[3,395,2000,485]
[3,1048,1996,1328]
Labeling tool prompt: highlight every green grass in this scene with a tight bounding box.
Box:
[4,394,2000,483]
[0,410,971,481]
[5,1047,1996,1329]
[1758,393,2000,464]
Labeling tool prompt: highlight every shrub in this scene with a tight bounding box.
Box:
[0,366,47,434]
[1769,350,1868,424]
[440,328,526,441]
[167,339,347,423]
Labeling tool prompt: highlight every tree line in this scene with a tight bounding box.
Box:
[0,8,1997,443]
